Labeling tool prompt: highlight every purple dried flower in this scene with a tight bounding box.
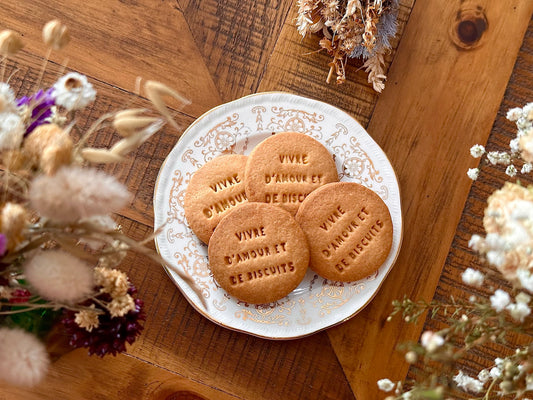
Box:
[16,88,55,135]
[60,286,145,357]
[0,233,6,256]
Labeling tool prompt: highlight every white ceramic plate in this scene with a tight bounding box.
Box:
[154,92,402,339]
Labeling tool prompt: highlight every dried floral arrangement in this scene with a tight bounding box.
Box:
[296,0,399,92]
[0,21,190,387]
[377,103,533,399]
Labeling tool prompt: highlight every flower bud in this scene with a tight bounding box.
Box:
[0,30,23,56]
[405,351,418,364]
[112,109,160,137]
[42,20,70,50]
[1,203,28,250]
[499,380,514,394]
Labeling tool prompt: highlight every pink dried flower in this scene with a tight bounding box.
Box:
[23,249,94,303]
[29,166,131,223]
[0,327,50,387]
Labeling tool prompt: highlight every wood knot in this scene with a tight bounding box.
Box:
[450,5,488,50]
[164,391,207,400]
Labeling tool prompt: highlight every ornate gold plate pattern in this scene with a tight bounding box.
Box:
[154,92,402,339]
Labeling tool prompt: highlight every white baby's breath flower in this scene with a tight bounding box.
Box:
[487,151,511,165]
[491,289,511,312]
[0,112,24,150]
[510,138,520,153]
[52,72,96,110]
[506,302,531,322]
[468,234,482,250]
[478,369,490,383]
[0,327,50,387]
[29,166,131,223]
[522,163,533,174]
[523,103,533,119]
[507,107,524,122]
[486,250,506,268]
[377,378,395,392]
[490,366,501,379]
[484,233,507,250]
[470,144,485,158]
[23,250,94,303]
[467,168,479,180]
[506,165,517,177]
[461,268,484,287]
[517,269,533,292]
[420,331,444,352]
[453,370,484,393]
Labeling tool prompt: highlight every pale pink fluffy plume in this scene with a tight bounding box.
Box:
[23,249,94,303]
[0,327,50,387]
[29,166,131,223]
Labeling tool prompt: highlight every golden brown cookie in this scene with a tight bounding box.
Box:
[244,131,339,215]
[295,182,393,282]
[184,154,248,244]
[208,202,310,304]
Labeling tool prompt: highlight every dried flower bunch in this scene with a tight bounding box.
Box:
[296,0,399,92]
[378,103,533,400]
[0,21,189,387]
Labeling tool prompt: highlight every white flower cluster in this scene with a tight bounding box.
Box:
[468,182,533,283]
[469,103,533,180]
[488,289,531,322]
[453,370,484,394]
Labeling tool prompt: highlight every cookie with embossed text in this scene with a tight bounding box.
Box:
[295,182,393,282]
[184,154,248,244]
[208,202,310,304]
[244,131,339,215]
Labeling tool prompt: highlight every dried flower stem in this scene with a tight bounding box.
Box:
[34,48,52,93]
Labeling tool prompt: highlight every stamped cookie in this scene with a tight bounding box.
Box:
[208,202,310,304]
[244,131,339,215]
[184,154,248,244]
[295,182,393,282]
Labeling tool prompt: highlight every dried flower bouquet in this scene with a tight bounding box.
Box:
[0,21,190,387]
[296,0,399,92]
[378,103,533,399]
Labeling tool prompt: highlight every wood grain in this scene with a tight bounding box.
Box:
[0,0,531,399]
[323,1,533,399]
[0,0,221,117]
[178,0,294,103]
[0,349,241,400]
[410,17,533,392]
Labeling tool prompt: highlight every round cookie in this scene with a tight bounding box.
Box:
[208,202,310,304]
[244,131,339,215]
[184,154,248,244]
[295,182,393,282]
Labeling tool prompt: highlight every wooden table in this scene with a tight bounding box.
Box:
[1,1,532,399]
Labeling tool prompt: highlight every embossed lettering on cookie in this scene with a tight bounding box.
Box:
[208,202,310,304]
[184,154,248,244]
[295,182,393,282]
[244,131,339,216]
